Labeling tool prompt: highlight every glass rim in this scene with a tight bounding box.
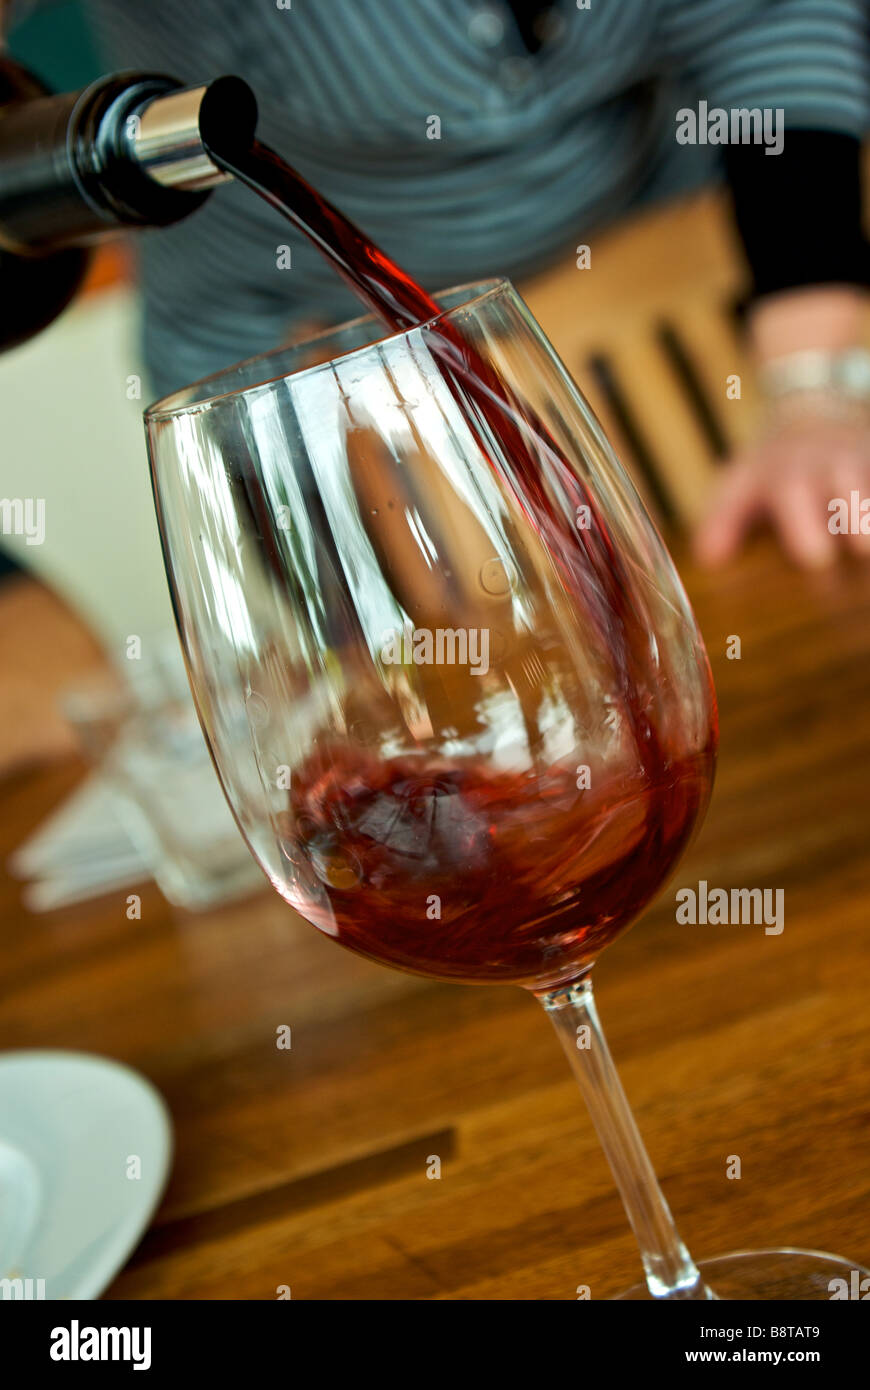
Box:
[144,276,510,423]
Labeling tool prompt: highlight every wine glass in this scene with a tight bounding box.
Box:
[146,278,863,1299]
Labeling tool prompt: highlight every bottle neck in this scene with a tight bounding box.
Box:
[0,65,257,352]
[0,68,212,253]
[0,66,256,254]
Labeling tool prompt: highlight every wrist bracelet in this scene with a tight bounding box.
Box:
[762,387,870,430]
[758,346,870,401]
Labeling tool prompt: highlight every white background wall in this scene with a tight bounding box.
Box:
[0,285,176,653]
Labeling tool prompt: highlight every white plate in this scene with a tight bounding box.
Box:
[0,1050,172,1299]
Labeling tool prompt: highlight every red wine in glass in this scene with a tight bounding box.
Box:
[280,745,710,987]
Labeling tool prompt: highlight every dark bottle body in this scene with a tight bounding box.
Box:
[0,59,91,351]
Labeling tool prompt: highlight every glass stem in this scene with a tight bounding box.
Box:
[538,977,715,1300]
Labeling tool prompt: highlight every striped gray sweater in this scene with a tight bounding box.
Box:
[86,0,870,398]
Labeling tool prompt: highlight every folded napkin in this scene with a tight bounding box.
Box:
[8,774,150,912]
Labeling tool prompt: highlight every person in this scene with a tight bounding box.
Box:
[84,0,870,569]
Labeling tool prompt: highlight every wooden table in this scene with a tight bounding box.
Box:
[1,536,869,1300]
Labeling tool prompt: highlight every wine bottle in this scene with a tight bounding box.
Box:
[0,62,256,351]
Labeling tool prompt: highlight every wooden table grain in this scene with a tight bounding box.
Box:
[1,537,869,1300]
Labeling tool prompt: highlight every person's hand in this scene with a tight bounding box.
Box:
[695,285,870,569]
[695,404,870,568]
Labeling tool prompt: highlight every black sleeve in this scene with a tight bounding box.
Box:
[723,130,870,301]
